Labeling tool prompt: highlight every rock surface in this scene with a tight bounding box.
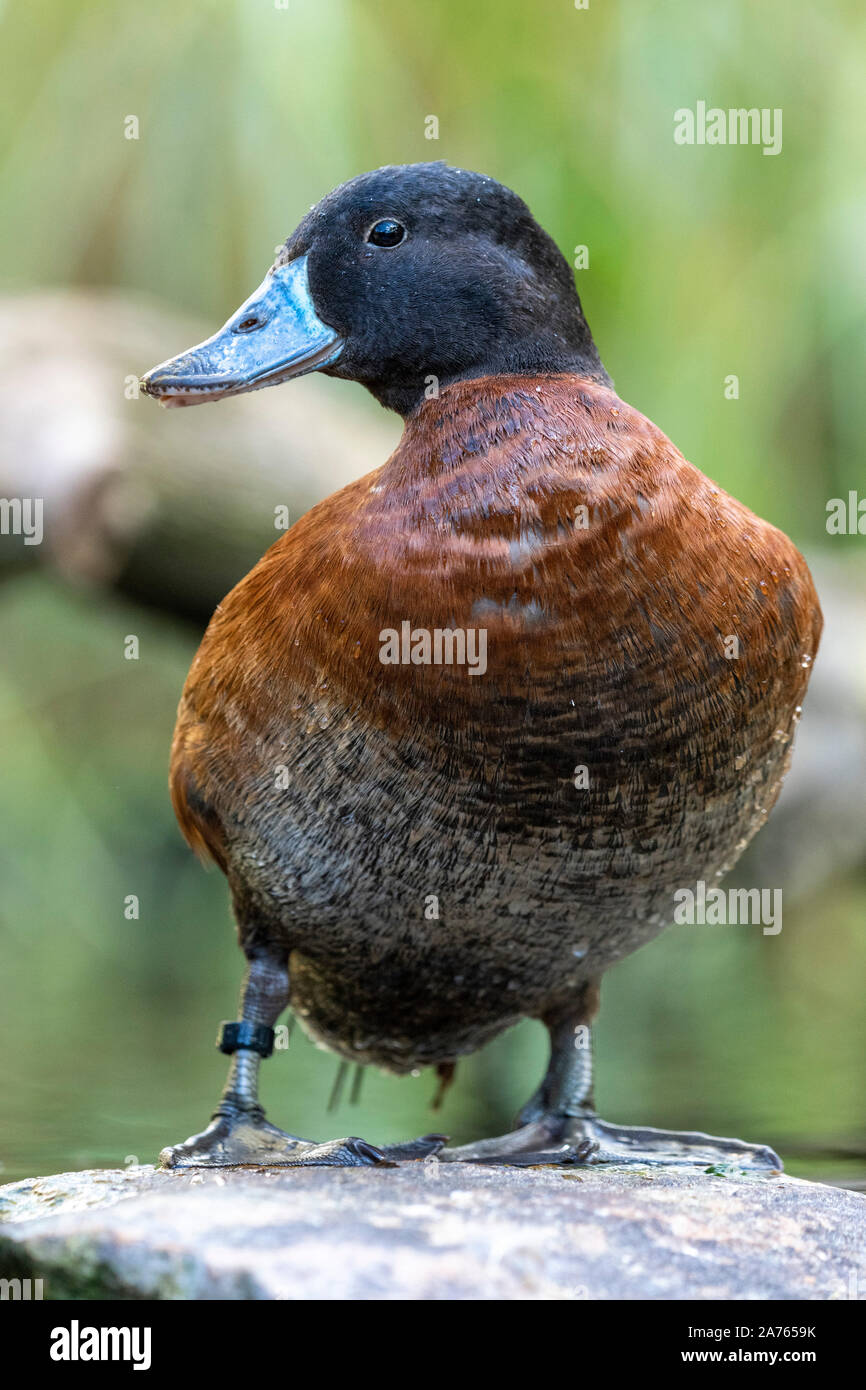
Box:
[1,1163,863,1300]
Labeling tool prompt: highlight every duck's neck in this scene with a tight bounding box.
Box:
[368,338,611,418]
[382,372,617,489]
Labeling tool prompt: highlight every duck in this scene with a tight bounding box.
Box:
[141,162,822,1169]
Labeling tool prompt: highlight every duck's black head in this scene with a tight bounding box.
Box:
[142,162,609,418]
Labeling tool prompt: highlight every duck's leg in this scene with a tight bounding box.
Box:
[159,945,445,1169]
[439,990,781,1170]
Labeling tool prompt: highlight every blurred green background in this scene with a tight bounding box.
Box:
[1,0,865,1186]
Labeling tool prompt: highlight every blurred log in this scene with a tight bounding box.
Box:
[0,289,398,622]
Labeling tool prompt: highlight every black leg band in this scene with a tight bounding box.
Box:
[217,1021,275,1058]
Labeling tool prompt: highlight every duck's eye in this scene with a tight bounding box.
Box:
[367,218,406,248]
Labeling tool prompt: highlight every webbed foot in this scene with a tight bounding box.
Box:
[438,1112,781,1170]
[159,1109,447,1170]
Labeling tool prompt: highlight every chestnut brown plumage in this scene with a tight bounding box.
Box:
[143,165,821,1169]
